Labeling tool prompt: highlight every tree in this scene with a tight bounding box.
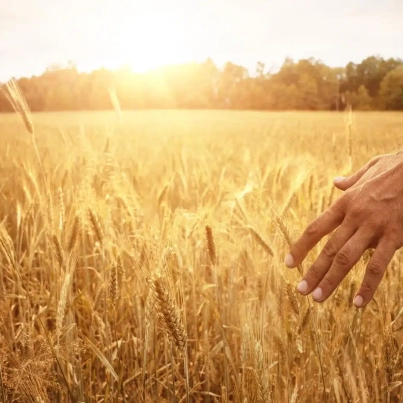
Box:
[379,66,403,110]
[297,74,320,110]
[355,85,372,110]
[345,85,373,111]
[0,55,402,112]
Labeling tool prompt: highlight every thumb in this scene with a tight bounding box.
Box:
[333,175,356,190]
[333,156,380,191]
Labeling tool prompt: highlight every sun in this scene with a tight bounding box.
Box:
[75,4,210,75]
[102,12,197,73]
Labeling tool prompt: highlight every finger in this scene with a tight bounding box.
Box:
[285,202,345,268]
[297,223,356,295]
[353,240,396,308]
[310,229,373,302]
[333,156,380,191]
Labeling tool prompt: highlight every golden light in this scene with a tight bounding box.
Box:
[95,11,199,73]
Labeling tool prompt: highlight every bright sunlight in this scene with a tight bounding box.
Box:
[80,6,206,73]
[1,0,401,80]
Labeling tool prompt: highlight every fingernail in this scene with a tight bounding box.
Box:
[353,295,363,308]
[312,287,323,301]
[297,280,308,294]
[333,176,345,183]
[285,254,294,268]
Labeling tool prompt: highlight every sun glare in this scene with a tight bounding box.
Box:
[99,12,198,73]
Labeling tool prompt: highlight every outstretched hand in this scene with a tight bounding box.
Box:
[285,151,403,308]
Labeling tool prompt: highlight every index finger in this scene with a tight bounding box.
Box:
[285,201,345,268]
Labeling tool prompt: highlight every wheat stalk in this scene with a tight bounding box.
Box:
[88,208,104,245]
[254,341,269,403]
[154,275,187,351]
[3,80,48,190]
[249,226,274,257]
[2,79,34,135]
[205,225,216,265]
[67,215,80,253]
[58,188,65,233]
[346,104,353,173]
[286,282,300,315]
[51,232,64,267]
[109,263,117,309]
[56,272,71,342]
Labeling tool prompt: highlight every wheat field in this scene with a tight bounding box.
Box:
[1,108,403,402]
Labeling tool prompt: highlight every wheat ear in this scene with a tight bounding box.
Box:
[154,275,187,351]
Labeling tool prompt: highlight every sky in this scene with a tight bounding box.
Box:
[0,0,402,81]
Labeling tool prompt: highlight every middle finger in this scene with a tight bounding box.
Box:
[297,222,356,295]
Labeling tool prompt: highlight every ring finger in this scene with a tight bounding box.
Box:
[310,228,374,302]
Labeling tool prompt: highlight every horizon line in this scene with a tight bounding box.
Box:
[2,53,402,82]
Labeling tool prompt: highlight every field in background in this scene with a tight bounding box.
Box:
[1,110,403,402]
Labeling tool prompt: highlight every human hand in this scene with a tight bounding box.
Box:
[285,151,403,308]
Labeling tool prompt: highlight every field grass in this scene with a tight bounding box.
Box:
[1,109,403,402]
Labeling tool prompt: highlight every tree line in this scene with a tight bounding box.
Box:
[1,55,403,112]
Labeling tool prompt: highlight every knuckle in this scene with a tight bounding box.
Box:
[386,225,398,235]
[306,264,322,281]
[365,218,379,230]
[334,249,352,267]
[305,220,318,236]
[366,261,384,278]
[384,231,401,247]
[347,206,362,221]
[332,195,345,208]
[369,155,380,166]
[383,234,400,248]
[359,218,380,234]
[360,280,373,294]
[322,242,338,260]
[348,174,358,184]
[323,200,344,221]
[333,194,348,211]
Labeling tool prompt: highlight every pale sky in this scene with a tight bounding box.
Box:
[0,0,401,81]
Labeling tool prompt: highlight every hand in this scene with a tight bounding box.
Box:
[285,151,403,308]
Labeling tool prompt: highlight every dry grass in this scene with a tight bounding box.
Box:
[0,104,403,402]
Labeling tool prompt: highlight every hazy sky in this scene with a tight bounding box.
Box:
[0,0,401,80]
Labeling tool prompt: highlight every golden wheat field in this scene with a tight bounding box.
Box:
[1,109,403,402]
